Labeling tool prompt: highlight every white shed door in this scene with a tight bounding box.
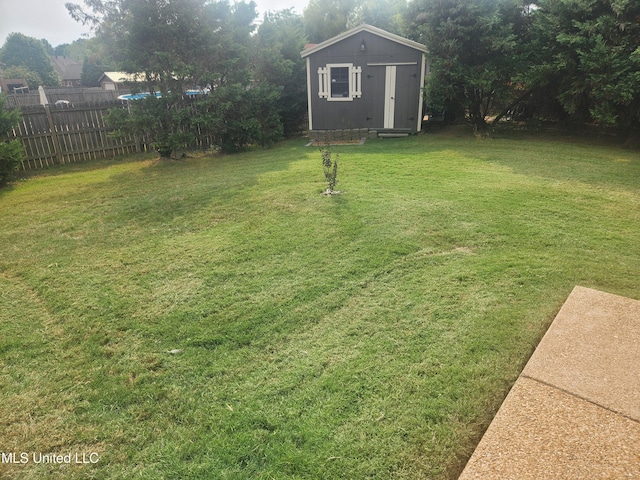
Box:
[383,66,397,129]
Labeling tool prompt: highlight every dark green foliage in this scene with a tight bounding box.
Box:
[190,84,284,153]
[255,10,308,137]
[303,0,406,42]
[525,0,640,130]
[303,0,358,42]
[81,58,112,87]
[194,86,260,153]
[54,37,116,68]
[0,141,23,186]
[407,0,640,137]
[248,84,286,148]
[0,96,22,134]
[107,95,195,158]
[349,0,407,35]
[107,83,285,157]
[72,0,285,157]
[0,33,60,87]
[0,95,24,186]
[1,65,43,91]
[39,38,55,56]
[119,0,216,95]
[408,0,530,132]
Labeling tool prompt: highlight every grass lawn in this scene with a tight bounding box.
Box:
[1,128,639,479]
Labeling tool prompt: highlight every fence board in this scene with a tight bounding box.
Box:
[4,102,144,170]
[5,96,222,171]
[3,88,127,108]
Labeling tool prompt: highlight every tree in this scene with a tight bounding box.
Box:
[67,0,211,157]
[0,94,24,186]
[0,33,60,87]
[1,65,43,90]
[255,9,308,136]
[349,0,407,35]
[81,58,112,87]
[69,0,284,157]
[55,37,116,65]
[53,37,117,88]
[67,0,261,92]
[303,0,408,42]
[190,83,284,152]
[407,0,531,132]
[525,0,640,137]
[69,0,203,93]
[303,0,358,42]
[107,96,195,158]
[40,39,55,56]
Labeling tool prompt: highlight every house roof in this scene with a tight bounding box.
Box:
[301,24,427,58]
[50,56,83,81]
[99,72,145,83]
[0,78,28,93]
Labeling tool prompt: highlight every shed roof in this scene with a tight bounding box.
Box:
[301,24,426,58]
[99,72,145,83]
[0,78,28,93]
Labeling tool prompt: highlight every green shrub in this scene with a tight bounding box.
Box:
[0,140,24,186]
[107,94,195,159]
[191,84,284,153]
[107,84,285,157]
[0,94,24,186]
[320,143,339,193]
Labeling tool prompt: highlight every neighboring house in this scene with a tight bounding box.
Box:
[0,78,29,94]
[301,24,428,136]
[50,56,83,87]
[98,72,144,90]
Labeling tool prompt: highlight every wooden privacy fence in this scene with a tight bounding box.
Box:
[3,88,126,109]
[7,102,147,170]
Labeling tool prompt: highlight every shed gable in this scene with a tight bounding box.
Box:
[301,24,427,58]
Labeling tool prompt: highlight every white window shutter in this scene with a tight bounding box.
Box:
[318,67,329,98]
[350,66,362,98]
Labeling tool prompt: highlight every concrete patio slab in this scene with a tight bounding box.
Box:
[523,286,640,421]
[458,377,640,479]
[458,286,640,480]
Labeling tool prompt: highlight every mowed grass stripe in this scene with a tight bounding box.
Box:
[1,131,638,478]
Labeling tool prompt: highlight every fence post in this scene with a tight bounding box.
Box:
[44,105,64,165]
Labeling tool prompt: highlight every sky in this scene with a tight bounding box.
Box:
[0,0,310,48]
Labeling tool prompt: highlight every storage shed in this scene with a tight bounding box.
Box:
[301,24,428,138]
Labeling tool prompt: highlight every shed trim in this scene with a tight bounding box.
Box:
[367,62,418,66]
[306,57,313,130]
[301,24,427,58]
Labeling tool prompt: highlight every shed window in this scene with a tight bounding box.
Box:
[331,67,349,98]
[318,64,362,101]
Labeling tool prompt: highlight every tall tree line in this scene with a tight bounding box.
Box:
[301,0,639,138]
[64,0,308,155]
[407,0,640,137]
[0,33,61,88]
[3,0,638,156]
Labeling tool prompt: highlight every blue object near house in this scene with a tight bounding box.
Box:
[117,92,163,101]
[117,89,208,101]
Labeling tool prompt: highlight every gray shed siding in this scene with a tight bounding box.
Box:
[305,30,425,132]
